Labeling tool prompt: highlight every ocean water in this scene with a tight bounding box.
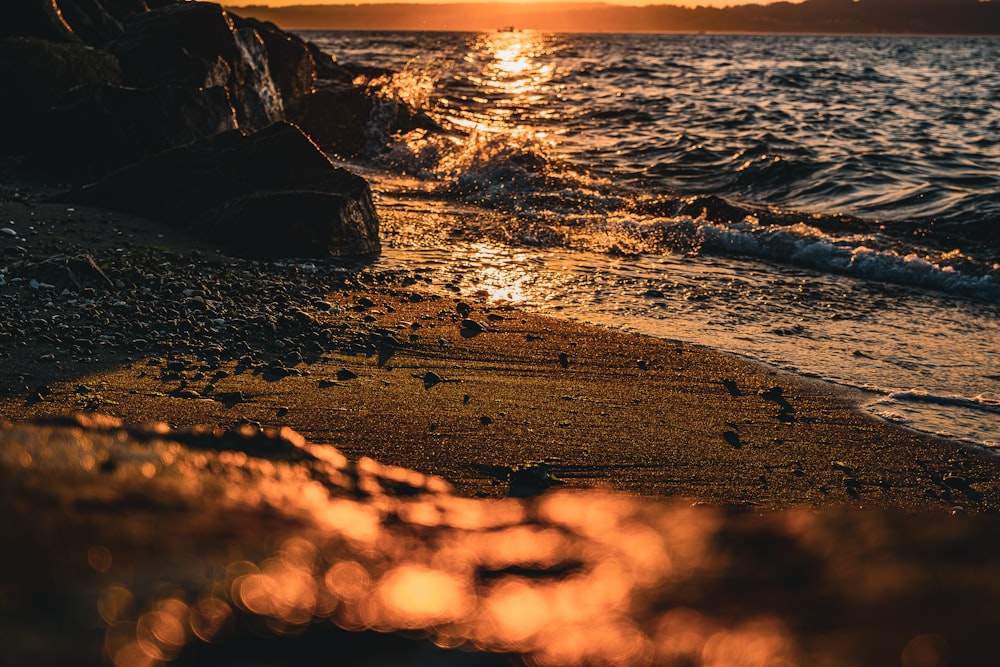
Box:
[302,31,1000,449]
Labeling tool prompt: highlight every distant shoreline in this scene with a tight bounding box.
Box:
[224,1,1000,35]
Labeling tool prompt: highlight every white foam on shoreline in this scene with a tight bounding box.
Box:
[697,218,1000,299]
[867,391,1000,449]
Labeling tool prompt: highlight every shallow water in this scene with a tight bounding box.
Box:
[372,212,1000,448]
[306,31,1000,448]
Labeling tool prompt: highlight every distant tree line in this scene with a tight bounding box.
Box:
[226,0,1000,34]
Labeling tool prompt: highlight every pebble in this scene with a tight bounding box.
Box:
[1,228,17,237]
[0,234,450,420]
[460,318,486,335]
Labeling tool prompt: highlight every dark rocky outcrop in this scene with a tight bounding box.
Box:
[232,15,317,110]
[109,1,283,131]
[287,80,374,158]
[2,1,390,258]
[51,0,125,45]
[0,36,121,154]
[33,83,238,180]
[306,40,356,82]
[288,79,439,158]
[0,1,80,43]
[63,122,380,258]
[205,189,379,258]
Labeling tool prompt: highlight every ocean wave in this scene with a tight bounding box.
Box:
[882,390,1000,415]
[371,116,999,299]
[697,218,1000,299]
[867,390,1000,447]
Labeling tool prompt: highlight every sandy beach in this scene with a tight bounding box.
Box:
[3,172,998,511]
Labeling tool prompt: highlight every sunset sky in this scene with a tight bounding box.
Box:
[248,1,776,6]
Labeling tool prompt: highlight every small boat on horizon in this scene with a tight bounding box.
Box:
[497,25,518,33]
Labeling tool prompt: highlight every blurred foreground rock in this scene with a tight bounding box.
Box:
[2,413,999,667]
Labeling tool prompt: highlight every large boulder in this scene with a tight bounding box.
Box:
[0,36,121,154]
[51,0,125,45]
[287,80,374,157]
[109,1,283,132]
[0,0,157,46]
[62,122,380,258]
[232,15,317,110]
[0,0,80,42]
[31,83,238,179]
[305,40,355,82]
[288,79,440,158]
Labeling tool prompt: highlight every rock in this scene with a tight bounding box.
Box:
[421,371,442,389]
[761,385,794,411]
[231,14,316,109]
[287,77,439,158]
[62,122,380,258]
[508,461,566,498]
[27,253,115,291]
[0,1,80,43]
[304,40,354,82]
[109,1,283,132]
[460,318,486,338]
[0,36,121,154]
[286,79,372,157]
[51,0,126,45]
[34,83,238,179]
[209,190,380,258]
[336,368,357,381]
[100,0,158,21]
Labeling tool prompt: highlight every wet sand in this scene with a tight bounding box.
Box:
[2,173,998,512]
